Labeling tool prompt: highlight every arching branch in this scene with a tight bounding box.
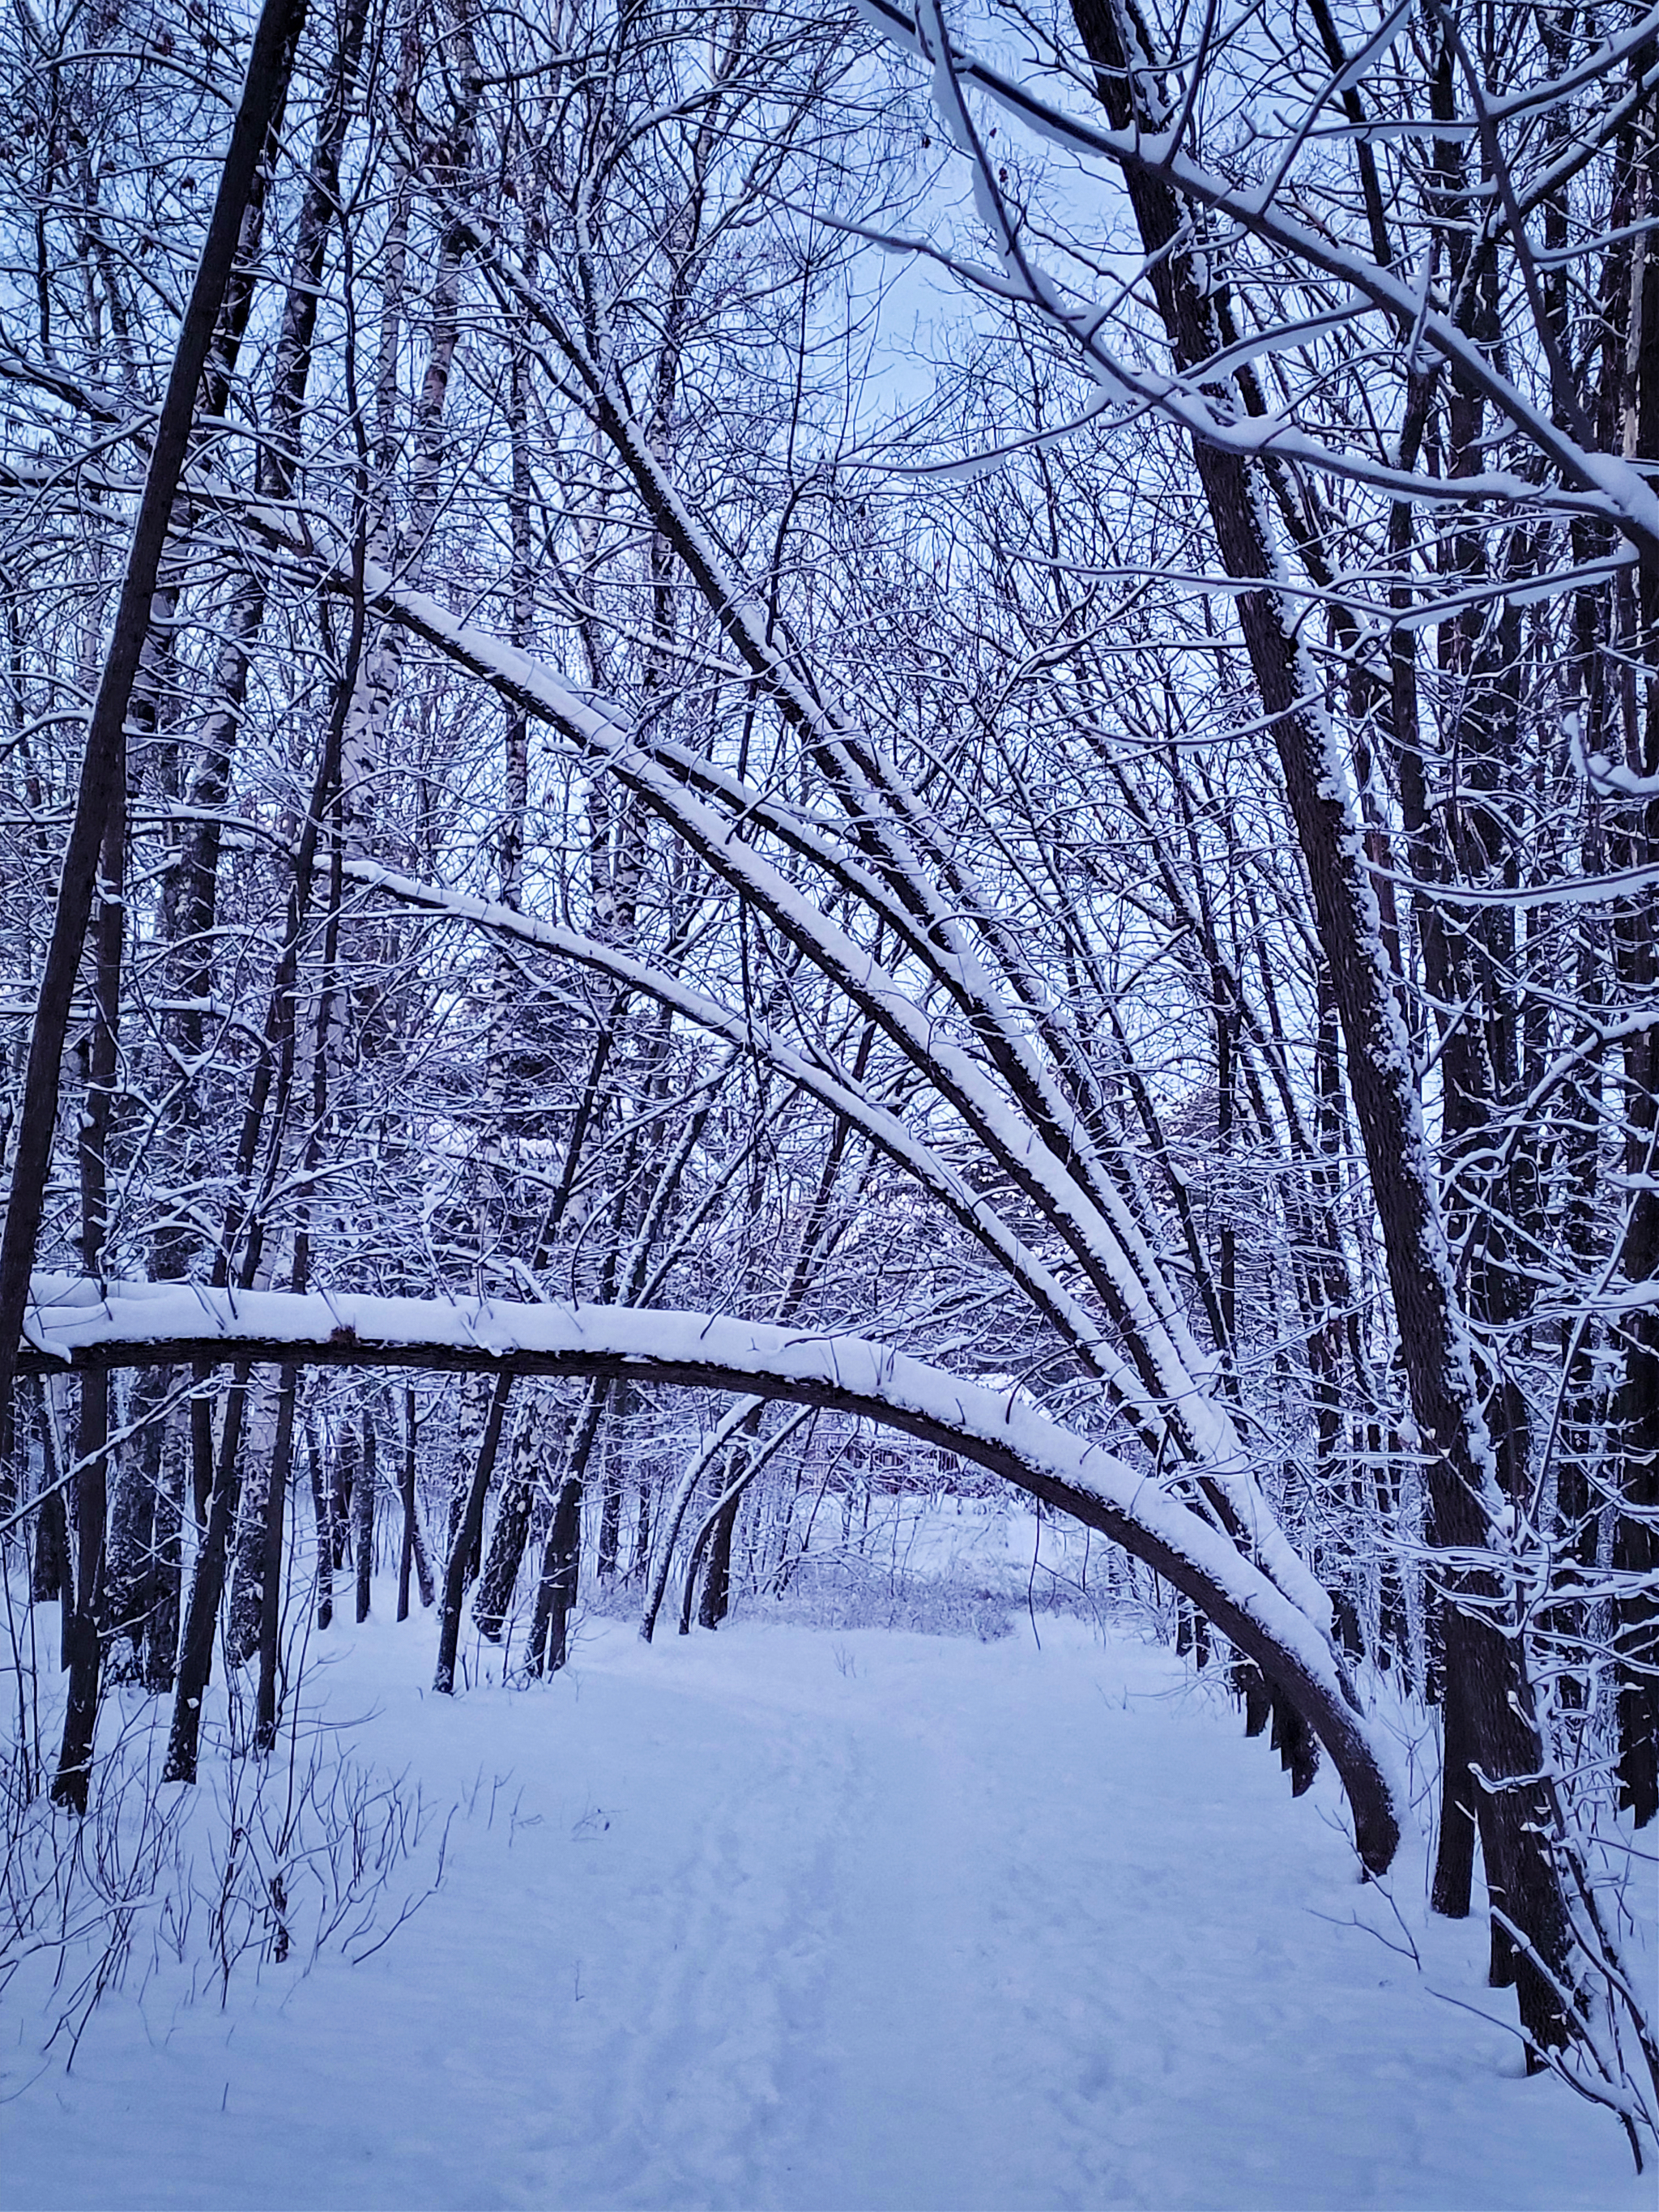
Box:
[20,1274,1401,1872]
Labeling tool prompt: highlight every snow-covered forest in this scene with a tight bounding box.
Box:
[0,0,1656,2195]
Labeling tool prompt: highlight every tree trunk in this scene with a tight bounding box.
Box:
[51,1374,108,1810]
[696,1485,741,1631]
[51,732,125,1810]
[103,1371,168,1681]
[396,1385,432,1619]
[305,1410,333,1630]
[254,1362,300,1751]
[472,1387,543,1640]
[227,1428,270,1666]
[433,1375,512,1693]
[1068,0,1576,2056]
[354,1405,375,1623]
[163,1363,253,1784]
[528,1475,582,1677]
[143,1416,184,1695]
[0,0,312,1438]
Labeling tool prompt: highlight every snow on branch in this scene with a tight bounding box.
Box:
[857,0,1659,563]
[347,573,1238,1438]
[17,1270,1401,1870]
[341,850,1331,1635]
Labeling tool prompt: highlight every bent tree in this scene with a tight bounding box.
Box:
[1,0,1655,2151]
[855,0,1659,2090]
[23,1276,1401,1869]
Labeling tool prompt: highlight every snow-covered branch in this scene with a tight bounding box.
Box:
[18,1269,1400,1870]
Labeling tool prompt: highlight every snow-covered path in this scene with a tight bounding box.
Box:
[4,1612,1648,2210]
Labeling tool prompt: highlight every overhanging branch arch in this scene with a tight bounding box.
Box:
[20,1276,1401,1873]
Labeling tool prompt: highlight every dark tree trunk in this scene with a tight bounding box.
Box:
[334,1417,356,1578]
[50,1374,108,1809]
[1066,0,1578,2057]
[528,1476,582,1677]
[144,1420,184,1694]
[0,0,313,1440]
[354,1407,375,1623]
[1231,1655,1273,1740]
[396,1386,432,1618]
[524,1389,613,1672]
[1614,1156,1659,1822]
[1269,1684,1319,1797]
[28,1379,70,1622]
[434,1375,512,1693]
[697,1487,740,1630]
[598,1455,623,1583]
[254,1363,299,1751]
[163,1364,253,1784]
[227,1438,270,1666]
[103,1371,168,1681]
[306,1412,333,1630]
[1614,870,1659,1821]
[1605,60,1659,1829]
[632,1478,651,1581]
[1371,1436,1410,1683]
[472,1389,539,1640]
[32,1485,70,1610]
[190,1379,215,1527]
[51,763,126,1811]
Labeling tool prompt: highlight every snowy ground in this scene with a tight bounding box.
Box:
[3,1580,1653,2211]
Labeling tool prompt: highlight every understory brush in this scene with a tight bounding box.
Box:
[1,1653,455,2075]
[743,1551,1018,1639]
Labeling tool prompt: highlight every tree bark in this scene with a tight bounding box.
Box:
[0,0,312,1443]
[254,1363,300,1750]
[143,1417,184,1694]
[103,1371,169,1680]
[1068,0,1576,2055]
[306,1410,334,1630]
[433,1375,511,1693]
[528,1476,582,1678]
[396,1385,432,1619]
[50,737,124,1810]
[162,1362,253,1784]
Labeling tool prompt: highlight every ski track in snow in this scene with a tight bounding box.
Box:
[2,1605,1650,2212]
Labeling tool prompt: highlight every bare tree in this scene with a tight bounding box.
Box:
[2,0,1654,2151]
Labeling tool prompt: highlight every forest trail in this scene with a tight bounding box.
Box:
[3,1608,1647,2211]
